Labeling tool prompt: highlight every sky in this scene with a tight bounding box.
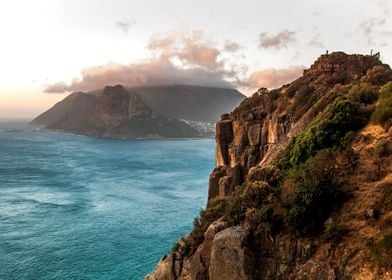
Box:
[0,0,391,118]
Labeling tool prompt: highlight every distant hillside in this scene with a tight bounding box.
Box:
[31,85,245,138]
[130,85,245,122]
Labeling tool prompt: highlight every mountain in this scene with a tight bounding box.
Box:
[31,85,245,138]
[129,85,245,122]
[146,52,392,279]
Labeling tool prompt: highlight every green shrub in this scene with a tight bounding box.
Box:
[284,150,344,235]
[247,165,281,188]
[374,138,392,157]
[225,181,273,225]
[348,83,379,104]
[224,178,283,232]
[322,222,349,242]
[371,233,392,268]
[278,97,362,169]
[371,82,392,130]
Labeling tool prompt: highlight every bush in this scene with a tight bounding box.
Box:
[348,83,379,105]
[284,150,344,235]
[322,222,349,243]
[374,138,392,157]
[225,181,275,225]
[371,81,392,130]
[278,97,362,169]
[247,165,281,188]
[371,233,392,268]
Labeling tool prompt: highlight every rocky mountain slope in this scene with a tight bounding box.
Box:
[31,85,245,138]
[146,52,392,279]
[31,85,200,138]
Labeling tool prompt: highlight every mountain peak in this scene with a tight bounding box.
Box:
[304,51,392,85]
[103,84,126,93]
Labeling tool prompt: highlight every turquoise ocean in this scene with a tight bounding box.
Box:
[0,120,214,280]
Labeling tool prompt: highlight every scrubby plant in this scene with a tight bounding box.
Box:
[371,81,392,130]
[322,222,349,243]
[371,233,392,268]
[374,138,392,157]
[247,165,281,188]
[278,97,362,169]
[284,150,344,235]
[348,83,379,104]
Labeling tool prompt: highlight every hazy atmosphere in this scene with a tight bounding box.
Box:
[1,0,391,118]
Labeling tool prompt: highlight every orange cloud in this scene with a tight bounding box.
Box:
[45,31,240,93]
[148,31,224,70]
[247,66,304,89]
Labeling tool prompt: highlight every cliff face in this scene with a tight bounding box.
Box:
[208,52,390,201]
[146,52,392,279]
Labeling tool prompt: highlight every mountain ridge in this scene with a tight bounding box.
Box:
[31,84,245,138]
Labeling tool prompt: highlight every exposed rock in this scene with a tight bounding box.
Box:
[145,254,177,280]
[209,226,253,280]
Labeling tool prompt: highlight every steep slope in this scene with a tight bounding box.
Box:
[33,85,200,138]
[30,91,99,126]
[146,52,392,279]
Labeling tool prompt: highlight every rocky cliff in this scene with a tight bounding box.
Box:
[146,52,392,279]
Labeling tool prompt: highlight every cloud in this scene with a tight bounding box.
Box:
[44,58,233,93]
[246,66,304,89]
[115,19,135,34]
[224,42,240,52]
[359,17,387,46]
[259,30,296,49]
[45,31,241,93]
[147,31,223,70]
[45,30,303,94]
[309,33,324,48]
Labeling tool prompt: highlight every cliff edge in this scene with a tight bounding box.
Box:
[146,52,392,279]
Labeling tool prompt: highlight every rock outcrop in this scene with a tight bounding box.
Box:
[208,51,392,201]
[146,52,392,279]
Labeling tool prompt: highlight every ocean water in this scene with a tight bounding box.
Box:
[0,120,215,280]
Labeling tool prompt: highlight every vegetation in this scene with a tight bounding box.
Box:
[374,138,392,157]
[371,233,392,268]
[278,97,362,169]
[348,83,379,105]
[322,222,350,243]
[371,81,392,130]
[284,150,344,235]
